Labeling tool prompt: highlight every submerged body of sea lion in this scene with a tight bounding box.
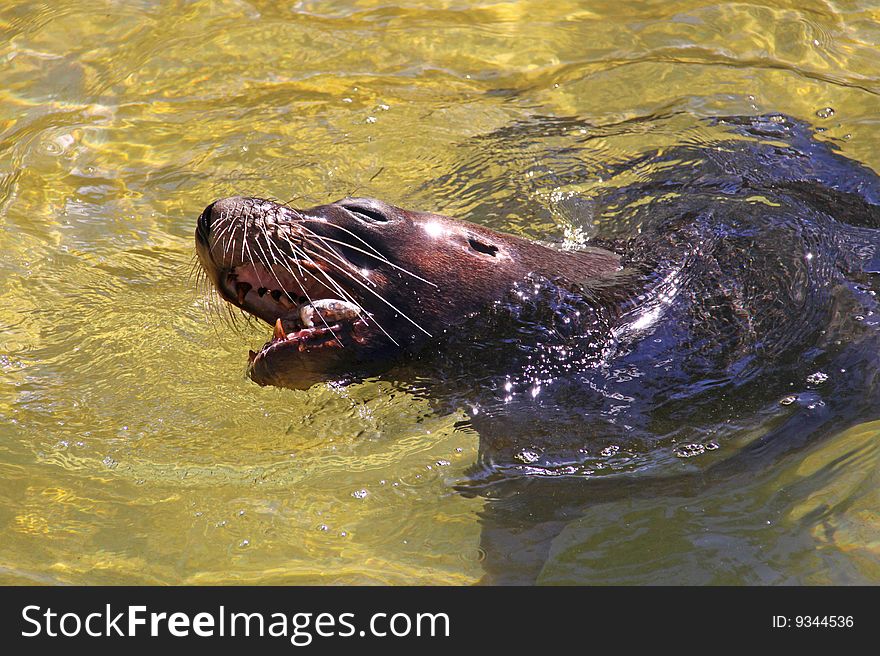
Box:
[195,114,880,582]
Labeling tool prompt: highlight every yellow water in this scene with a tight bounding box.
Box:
[1,0,879,584]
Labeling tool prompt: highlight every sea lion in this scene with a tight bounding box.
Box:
[195,114,880,582]
[195,114,880,471]
[195,195,636,389]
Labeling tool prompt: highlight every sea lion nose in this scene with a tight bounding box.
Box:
[196,201,217,245]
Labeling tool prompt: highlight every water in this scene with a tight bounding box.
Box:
[2,0,880,584]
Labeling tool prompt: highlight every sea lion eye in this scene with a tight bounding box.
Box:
[344,205,389,223]
[468,236,499,256]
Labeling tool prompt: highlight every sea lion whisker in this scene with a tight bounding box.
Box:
[297,248,406,346]
[257,238,345,343]
[305,233,438,288]
[225,204,250,259]
[296,236,376,287]
[303,247,432,338]
[209,219,233,257]
[295,219,419,277]
[210,211,237,243]
[213,292,246,336]
[240,211,252,265]
[263,244,317,305]
[210,209,242,258]
[222,300,241,331]
[272,233,401,346]
[285,242,366,312]
[194,268,225,331]
[296,236,436,344]
[281,240,395,338]
[191,251,240,334]
[290,240,407,341]
[296,218,386,259]
[293,222,411,287]
[242,214,274,275]
[294,219,399,270]
[217,217,239,261]
[258,229,319,298]
[250,241,272,287]
[293,219,436,287]
[277,241,371,336]
[250,224,287,289]
[185,254,204,284]
[230,220,294,299]
[279,240,388,342]
[278,233,378,304]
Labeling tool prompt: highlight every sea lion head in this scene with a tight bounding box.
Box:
[195,196,622,389]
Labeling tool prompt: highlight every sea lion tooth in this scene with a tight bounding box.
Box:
[235,282,252,304]
[278,294,296,309]
[274,318,286,340]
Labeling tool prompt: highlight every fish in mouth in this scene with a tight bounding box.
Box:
[194,195,625,389]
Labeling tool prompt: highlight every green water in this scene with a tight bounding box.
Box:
[1,0,879,584]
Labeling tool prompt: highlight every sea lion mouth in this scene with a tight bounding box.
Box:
[195,196,426,387]
[214,258,377,378]
[247,294,371,372]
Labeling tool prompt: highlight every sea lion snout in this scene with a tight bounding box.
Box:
[195,201,215,245]
[196,196,256,247]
